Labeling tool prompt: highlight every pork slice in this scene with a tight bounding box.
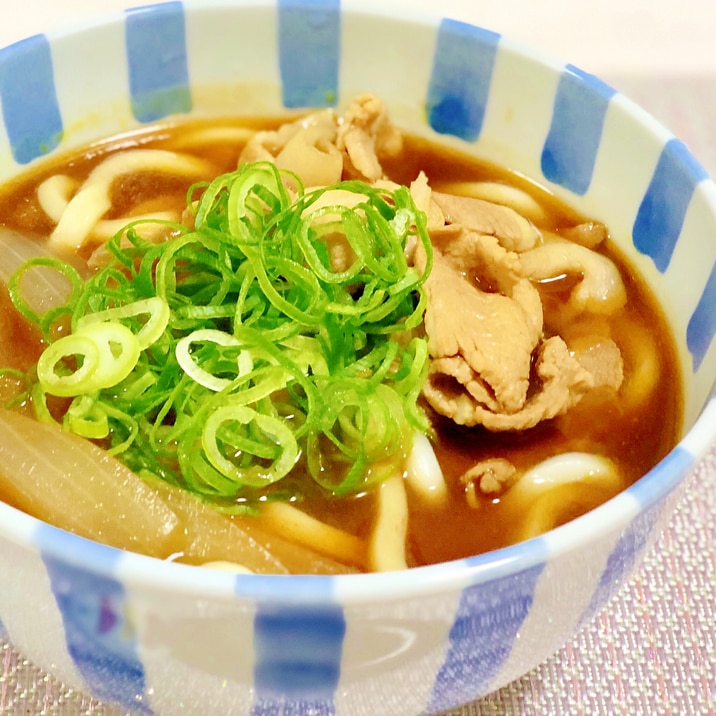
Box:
[416,230,543,416]
[460,458,518,506]
[571,337,624,392]
[417,221,594,431]
[336,94,403,182]
[432,192,541,252]
[424,336,593,430]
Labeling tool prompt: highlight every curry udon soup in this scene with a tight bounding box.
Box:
[0,95,682,575]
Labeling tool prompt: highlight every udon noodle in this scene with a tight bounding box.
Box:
[0,94,682,573]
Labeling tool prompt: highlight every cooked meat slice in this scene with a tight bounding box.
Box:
[413,195,600,432]
[432,192,541,252]
[424,336,594,430]
[460,458,518,507]
[428,225,544,338]
[409,172,445,231]
[239,109,343,187]
[336,94,403,182]
[570,336,624,391]
[561,221,608,249]
[415,233,542,415]
[240,94,403,187]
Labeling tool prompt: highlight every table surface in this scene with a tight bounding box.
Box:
[0,3,715,715]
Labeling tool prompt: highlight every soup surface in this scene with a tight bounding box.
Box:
[0,96,683,572]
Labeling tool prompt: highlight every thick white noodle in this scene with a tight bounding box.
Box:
[92,212,179,241]
[260,502,365,568]
[46,149,214,251]
[520,239,627,314]
[436,180,548,224]
[36,174,77,222]
[201,560,254,574]
[171,126,256,149]
[405,431,448,504]
[508,452,622,502]
[617,318,661,411]
[368,475,409,571]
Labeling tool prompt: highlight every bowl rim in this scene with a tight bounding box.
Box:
[0,0,715,605]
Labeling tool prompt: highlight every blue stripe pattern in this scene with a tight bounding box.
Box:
[40,529,152,714]
[541,64,616,195]
[125,2,191,123]
[426,19,499,142]
[578,447,693,627]
[633,138,709,272]
[424,563,543,713]
[578,500,665,629]
[251,605,345,712]
[235,574,338,602]
[278,0,340,109]
[687,259,716,371]
[0,34,63,164]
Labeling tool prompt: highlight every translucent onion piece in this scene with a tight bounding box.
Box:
[147,477,358,575]
[0,409,357,574]
[0,408,180,556]
[144,477,289,574]
[0,228,75,315]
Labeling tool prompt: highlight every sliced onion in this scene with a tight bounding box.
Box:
[0,409,356,574]
[0,408,180,556]
[0,228,76,316]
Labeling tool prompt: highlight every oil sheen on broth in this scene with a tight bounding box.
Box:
[0,105,683,570]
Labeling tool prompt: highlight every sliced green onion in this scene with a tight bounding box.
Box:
[11,159,433,507]
[64,394,109,439]
[76,296,170,349]
[175,329,242,392]
[7,257,82,327]
[37,322,140,397]
[202,404,299,488]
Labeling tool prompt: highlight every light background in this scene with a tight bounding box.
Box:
[1,0,714,78]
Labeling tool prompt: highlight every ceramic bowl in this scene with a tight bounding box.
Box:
[0,2,715,714]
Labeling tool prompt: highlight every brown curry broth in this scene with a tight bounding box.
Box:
[0,118,683,566]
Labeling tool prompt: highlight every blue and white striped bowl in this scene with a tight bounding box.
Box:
[0,2,715,714]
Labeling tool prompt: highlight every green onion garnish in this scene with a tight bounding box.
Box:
[13,161,433,505]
